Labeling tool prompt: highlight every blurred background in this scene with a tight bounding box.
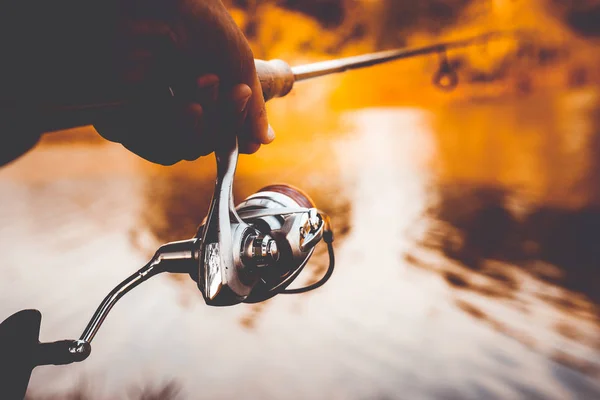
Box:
[1,0,599,398]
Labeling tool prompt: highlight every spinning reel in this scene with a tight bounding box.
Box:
[24,138,335,367]
[0,137,334,400]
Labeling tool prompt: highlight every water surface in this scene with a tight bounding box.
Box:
[0,86,599,399]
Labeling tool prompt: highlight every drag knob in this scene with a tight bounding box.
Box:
[243,234,279,268]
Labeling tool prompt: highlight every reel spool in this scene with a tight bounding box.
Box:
[235,184,334,304]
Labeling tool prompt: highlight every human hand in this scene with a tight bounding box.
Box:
[94,0,273,165]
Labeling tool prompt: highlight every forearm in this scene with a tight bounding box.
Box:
[0,0,133,161]
[0,0,265,167]
[0,0,241,131]
[0,0,122,109]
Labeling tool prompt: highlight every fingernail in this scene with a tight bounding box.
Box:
[266,125,276,142]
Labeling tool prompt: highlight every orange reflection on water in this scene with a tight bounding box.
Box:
[431,89,600,208]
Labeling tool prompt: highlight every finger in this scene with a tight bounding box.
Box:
[175,75,221,160]
[241,70,272,145]
[101,101,193,166]
[121,114,188,165]
[239,139,261,155]
[230,84,252,122]
[239,126,274,154]
[96,97,213,165]
[208,84,252,149]
[180,103,214,161]
[120,122,184,166]
[93,107,135,144]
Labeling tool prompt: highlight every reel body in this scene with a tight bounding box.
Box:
[205,185,327,305]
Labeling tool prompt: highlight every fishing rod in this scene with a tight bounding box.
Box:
[39,31,504,132]
[256,31,503,99]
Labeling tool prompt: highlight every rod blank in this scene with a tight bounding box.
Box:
[257,31,503,100]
